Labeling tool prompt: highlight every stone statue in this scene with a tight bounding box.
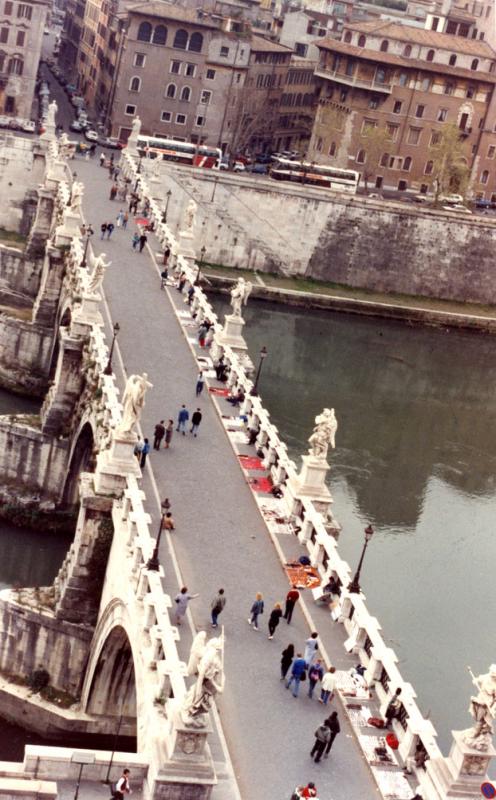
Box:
[463,665,496,750]
[87,253,110,295]
[182,634,225,728]
[308,407,337,460]
[230,277,252,318]
[131,115,141,139]
[182,199,197,234]
[117,373,153,436]
[46,99,58,129]
[70,181,84,212]
[187,631,207,676]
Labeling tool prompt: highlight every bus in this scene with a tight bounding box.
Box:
[270,159,359,194]
[135,136,221,169]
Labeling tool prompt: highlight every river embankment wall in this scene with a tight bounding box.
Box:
[159,166,496,306]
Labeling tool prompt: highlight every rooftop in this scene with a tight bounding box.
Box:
[250,34,294,52]
[347,19,496,57]
[126,1,219,28]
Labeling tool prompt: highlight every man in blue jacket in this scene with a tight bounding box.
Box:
[286,653,307,698]
[176,405,189,435]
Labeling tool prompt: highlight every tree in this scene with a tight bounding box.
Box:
[428,123,470,201]
[360,124,391,191]
[226,86,279,156]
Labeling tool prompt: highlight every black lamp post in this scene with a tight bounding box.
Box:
[348,524,374,594]
[81,225,94,268]
[195,245,206,286]
[162,189,172,223]
[146,513,165,571]
[250,346,268,396]
[103,322,120,375]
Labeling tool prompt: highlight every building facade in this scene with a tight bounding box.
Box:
[0,0,49,119]
[59,0,86,83]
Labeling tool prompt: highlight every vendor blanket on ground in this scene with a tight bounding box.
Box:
[284,563,321,589]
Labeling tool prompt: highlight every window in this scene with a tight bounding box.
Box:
[459,112,469,131]
[137,21,152,42]
[180,86,191,101]
[376,68,387,84]
[329,141,336,156]
[161,110,171,122]
[188,32,203,52]
[421,77,431,92]
[369,98,379,109]
[403,44,412,57]
[316,137,323,152]
[403,155,412,171]
[185,63,196,77]
[437,108,448,122]
[358,34,366,47]
[487,145,495,158]
[339,87,348,101]
[386,123,399,141]
[129,76,141,92]
[195,114,205,126]
[466,85,475,98]
[125,104,136,115]
[407,126,421,144]
[170,60,181,74]
[0,27,8,43]
[295,42,308,57]
[356,149,366,163]
[346,58,354,76]
[17,3,32,18]
[444,81,454,95]
[176,113,186,124]
[449,54,457,66]
[471,58,479,70]
[206,68,215,79]
[426,49,435,61]
[398,72,408,86]
[430,131,441,145]
[398,179,407,190]
[393,100,402,114]
[220,45,229,57]
[362,118,377,133]
[375,176,383,188]
[344,31,352,43]
[200,89,212,104]
[380,152,389,167]
[173,29,188,50]
[380,39,389,52]
[4,2,12,14]
[4,95,14,113]
[481,169,489,183]
[166,83,176,98]
[424,160,433,174]
[415,104,424,118]
[134,52,146,67]
[8,56,23,75]
[420,184,428,194]
[153,25,167,45]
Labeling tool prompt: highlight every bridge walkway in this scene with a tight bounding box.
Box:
[77,158,381,800]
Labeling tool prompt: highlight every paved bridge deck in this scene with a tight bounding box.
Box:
[78,159,383,800]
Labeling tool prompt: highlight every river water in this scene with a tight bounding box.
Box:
[210,294,496,754]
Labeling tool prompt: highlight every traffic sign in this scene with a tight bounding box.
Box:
[481,782,496,798]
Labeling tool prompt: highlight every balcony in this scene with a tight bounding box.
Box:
[315,65,392,94]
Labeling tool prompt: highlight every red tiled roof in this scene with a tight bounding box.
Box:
[347,20,496,57]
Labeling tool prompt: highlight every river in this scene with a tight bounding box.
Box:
[210,294,496,754]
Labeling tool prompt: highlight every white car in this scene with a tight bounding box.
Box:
[233,161,245,172]
[21,120,35,133]
[439,193,464,205]
[0,115,9,127]
[84,129,98,142]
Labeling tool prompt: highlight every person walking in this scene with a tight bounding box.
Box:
[268,602,283,639]
[140,437,150,468]
[248,592,264,630]
[164,419,174,448]
[210,588,226,628]
[310,723,331,763]
[280,643,294,680]
[99,152,106,167]
[286,652,307,698]
[308,659,324,700]
[198,322,208,347]
[384,688,403,727]
[319,666,336,705]
[174,586,199,626]
[177,405,189,435]
[106,221,115,239]
[163,246,170,265]
[112,768,131,800]
[161,497,171,512]
[116,209,125,227]
[139,232,147,253]
[190,408,202,437]
[304,632,319,666]
[323,711,340,757]
[110,184,118,201]
[123,211,129,229]
[284,585,300,624]
[100,222,108,240]
[153,420,166,450]
[132,232,140,250]
[161,512,175,531]
[195,371,204,397]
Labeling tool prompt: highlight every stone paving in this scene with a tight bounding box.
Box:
[75,156,386,800]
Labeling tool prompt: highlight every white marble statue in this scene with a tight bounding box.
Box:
[87,253,110,295]
[183,634,225,728]
[463,665,496,750]
[308,407,337,460]
[230,277,252,318]
[46,99,58,129]
[131,115,141,139]
[117,373,153,436]
[70,181,84,212]
[182,199,197,234]
[187,631,207,676]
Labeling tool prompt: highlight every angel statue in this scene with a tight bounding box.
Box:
[70,181,84,212]
[182,199,197,234]
[187,631,207,676]
[230,277,252,318]
[131,115,141,139]
[87,253,110,295]
[463,665,496,751]
[308,407,338,460]
[116,373,153,436]
[182,634,225,728]
[46,99,58,129]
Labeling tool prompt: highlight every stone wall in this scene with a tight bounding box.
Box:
[0,419,68,499]
[154,165,496,305]
[0,247,44,308]
[0,316,54,395]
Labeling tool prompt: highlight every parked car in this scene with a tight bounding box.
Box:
[98,136,124,150]
[69,119,85,133]
[84,128,98,142]
[20,120,35,133]
[232,160,245,172]
[71,96,85,108]
[475,197,491,209]
[219,157,229,170]
[254,153,272,164]
[0,115,10,128]
[245,163,268,175]
[413,194,430,203]
[439,193,464,205]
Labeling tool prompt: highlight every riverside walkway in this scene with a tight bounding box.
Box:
[77,158,381,800]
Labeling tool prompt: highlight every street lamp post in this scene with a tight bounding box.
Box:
[81,225,94,268]
[348,524,374,594]
[162,189,172,224]
[103,322,120,376]
[195,245,206,286]
[146,513,165,571]
[250,346,268,396]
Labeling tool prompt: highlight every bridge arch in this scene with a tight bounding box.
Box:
[61,419,96,506]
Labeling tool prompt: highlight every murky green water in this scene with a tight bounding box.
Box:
[211,294,496,753]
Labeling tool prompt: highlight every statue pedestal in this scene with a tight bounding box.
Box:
[45,159,69,189]
[216,314,248,353]
[426,730,496,800]
[177,230,196,267]
[40,125,56,148]
[54,209,82,245]
[94,432,141,496]
[72,293,103,333]
[286,453,333,510]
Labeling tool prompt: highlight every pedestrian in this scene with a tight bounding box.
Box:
[112,768,131,800]
[139,232,147,252]
[133,436,143,462]
[110,184,118,200]
[384,688,403,727]
[308,659,324,699]
[174,586,199,626]
[284,584,300,624]
[132,232,140,250]
[100,222,108,240]
[106,222,115,239]
[198,322,208,347]
[210,588,226,628]
[178,272,187,292]
[123,211,129,229]
[99,152,105,167]
[187,285,195,305]
[304,632,319,666]
[195,371,204,396]
[280,643,294,680]
[323,711,340,757]
[286,652,307,697]
[161,512,175,531]
[153,419,166,450]
[319,666,336,704]
[163,246,171,265]
[190,408,202,437]
[116,209,125,227]
[164,419,174,448]
[140,437,150,468]
[177,405,189,435]
[247,592,264,629]
[268,602,283,639]
[310,722,331,763]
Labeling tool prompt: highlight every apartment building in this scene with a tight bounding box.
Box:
[59,0,86,82]
[275,59,319,152]
[308,20,496,198]
[0,0,49,118]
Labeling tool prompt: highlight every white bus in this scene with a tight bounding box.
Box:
[135,136,221,170]
[270,159,359,193]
